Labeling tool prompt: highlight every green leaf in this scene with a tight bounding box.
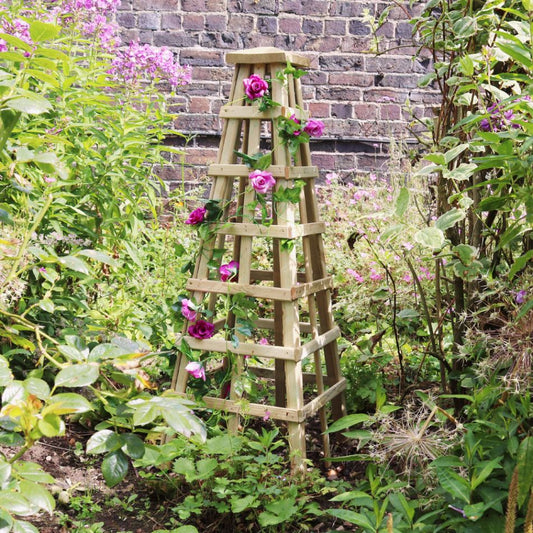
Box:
[86,430,124,455]
[29,20,60,42]
[436,208,465,231]
[57,255,89,274]
[327,509,375,529]
[443,163,477,181]
[509,250,533,280]
[517,436,533,507]
[517,298,533,320]
[18,481,54,514]
[130,401,158,426]
[173,457,196,478]
[471,458,501,491]
[0,491,31,514]
[497,42,533,70]
[436,467,471,504]
[11,520,39,533]
[0,460,11,487]
[77,249,118,266]
[12,462,54,483]
[101,450,129,488]
[394,187,409,217]
[54,364,99,388]
[38,298,55,313]
[121,433,145,460]
[37,414,64,438]
[0,208,13,225]
[0,509,12,533]
[453,244,477,265]
[5,95,52,115]
[231,494,257,513]
[414,227,445,250]
[444,143,469,164]
[57,344,85,362]
[47,393,92,414]
[255,153,272,170]
[325,414,371,433]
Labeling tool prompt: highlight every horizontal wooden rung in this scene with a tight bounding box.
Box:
[219,105,308,122]
[181,335,299,361]
[217,222,325,239]
[251,271,307,283]
[300,327,341,359]
[208,164,319,179]
[302,378,347,419]
[202,396,302,422]
[250,366,339,386]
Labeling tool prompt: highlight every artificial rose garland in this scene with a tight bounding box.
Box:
[188,319,215,339]
[249,170,276,194]
[185,361,206,381]
[219,260,239,282]
[185,206,206,225]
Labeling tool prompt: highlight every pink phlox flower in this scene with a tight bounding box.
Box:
[185,206,206,225]
[185,361,206,381]
[346,269,364,283]
[402,273,412,283]
[403,242,414,251]
[289,113,301,125]
[249,170,276,194]
[259,337,269,345]
[219,260,239,282]
[263,410,271,421]
[181,298,197,321]
[243,74,269,100]
[369,268,383,282]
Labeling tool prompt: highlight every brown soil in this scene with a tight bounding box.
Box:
[5,422,360,533]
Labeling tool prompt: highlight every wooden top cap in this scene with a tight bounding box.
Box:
[226,47,310,67]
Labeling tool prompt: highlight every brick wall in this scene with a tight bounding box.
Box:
[117,0,438,188]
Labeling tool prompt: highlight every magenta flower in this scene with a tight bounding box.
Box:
[346,268,364,283]
[289,114,301,125]
[188,319,215,339]
[249,170,276,194]
[259,337,269,345]
[181,298,197,321]
[243,74,269,100]
[304,119,325,138]
[219,260,239,282]
[185,206,206,225]
[185,361,206,381]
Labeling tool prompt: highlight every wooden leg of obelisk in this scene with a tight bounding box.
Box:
[285,359,306,472]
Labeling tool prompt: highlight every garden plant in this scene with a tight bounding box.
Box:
[0,0,531,532]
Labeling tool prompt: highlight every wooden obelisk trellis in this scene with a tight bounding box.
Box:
[172,47,346,470]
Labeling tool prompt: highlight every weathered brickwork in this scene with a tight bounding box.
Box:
[117,0,438,188]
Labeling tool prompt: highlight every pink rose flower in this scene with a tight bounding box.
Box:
[181,298,197,321]
[185,206,206,225]
[219,260,239,282]
[249,170,276,194]
[304,119,325,138]
[243,74,269,100]
[188,319,215,339]
[185,361,206,381]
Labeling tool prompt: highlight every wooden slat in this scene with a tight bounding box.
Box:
[300,327,341,359]
[182,335,299,360]
[301,378,347,419]
[254,318,315,334]
[251,270,307,283]
[186,278,293,301]
[202,396,302,422]
[207,164,319,179]
[226,47,310,68]
[291,276,334,299]
[219,105,308,121]
[216,221,325,239]
[250,366,337,386]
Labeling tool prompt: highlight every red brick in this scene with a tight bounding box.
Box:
[189,97,211,113]
[381,104,402,120]
[133,0,177,8]
[279,16,301,33]
[227,14,255,32]
[205,14,226,31]
[306,36,341,53]
[329,72,373,87]
[161,13,182,30]
[353,103,378,120]
[308,102,330,118]
[183,14,204,31]
[324,19,346,35]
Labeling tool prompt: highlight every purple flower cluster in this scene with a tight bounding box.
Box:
[109,42,192,89]
[480,101,520,132]
[0,18,32,54]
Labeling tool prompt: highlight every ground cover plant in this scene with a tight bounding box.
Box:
[0,0,532,532]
